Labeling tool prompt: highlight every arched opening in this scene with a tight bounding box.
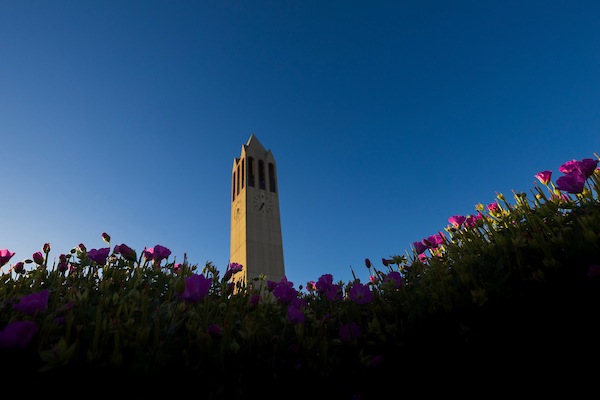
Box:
[259,160,265,190]
[268,162,276,193]
[248,157,255,187]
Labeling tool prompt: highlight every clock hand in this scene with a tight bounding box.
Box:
[259,203,264,210]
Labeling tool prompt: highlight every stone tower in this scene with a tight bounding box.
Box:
[230,135,285,290]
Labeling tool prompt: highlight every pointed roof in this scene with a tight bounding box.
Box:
[246,134,267,153]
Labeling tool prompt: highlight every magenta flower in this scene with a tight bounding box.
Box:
[349,282,373,304]
[559,159,581,174]
[101,232,111,244]
[0,249,15,267]
[208,324,222,337]
[486,203,500,213]
[114,244,137,262]
[305,281,316,292]
[535,170,552,185]
[0,321,37,349]
[88,247,110,264]
[273,278,298,304]
[579,158,599,177]
[448,215,466,228]
[176,273,212,304]
[339,322,361,342]
[12,290,50,316]
[286,305,305,324]
[32,251,44,265]
[423,233,444,249]
[556,170,586,194]
[13,261,25,274]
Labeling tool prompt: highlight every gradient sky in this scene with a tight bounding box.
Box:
[2,1,600,289]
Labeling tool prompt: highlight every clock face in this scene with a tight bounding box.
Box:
[253,194,273,214]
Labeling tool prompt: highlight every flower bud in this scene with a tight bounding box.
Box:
[102,233,111,244]
[43,243,51,254]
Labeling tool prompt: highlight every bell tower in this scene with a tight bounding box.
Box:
[230,135,285,290]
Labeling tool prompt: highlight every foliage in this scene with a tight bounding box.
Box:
[1,156,600,397]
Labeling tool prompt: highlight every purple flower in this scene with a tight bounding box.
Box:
[223,263,243,281]
[535,171,552,185]
[315,274,334,294]
[384,271,403,289]
[413,241,427,254]
[176,273,212,304]
[579,158,599,177]
[589,265,600,278]
[250,294,261,308]
[101,232,111,244]
[0,321,37,349]
[13,261,25,274]
[423,233,444,249]
[286,305,305,324]
[208,324,222,337]
[273,277,298,304]
[339,322,361,342]
[448,215,466,228]
[0,249,15,267]
[88,247,110,264]
[12,290,50,316]
[266,280,277,292]
[114,244,137,262]
[349,282,373,304]
[57,262,68,273]
[144,245,172,264]
[326,284,343,302]
[556,170,587,194]
[559,160,581,174]
[32,251,44,265]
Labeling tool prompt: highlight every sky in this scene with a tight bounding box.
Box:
[1,1,600,289]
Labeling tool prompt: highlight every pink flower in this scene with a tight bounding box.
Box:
[305,281,316,292]
[223,262,243,281]
[286,305,305,324]
[448,215,466,228]
[556,170,587,194]
[88,248,110,264]
[486,203,500,213]
[535,170,552,185]
[176,273,211,304]
[114,244,137,261]
[0,249,15,267]
[348,282,373,304]
[12,290,50,316]
[339,322,361,342]
[0,321,37,349]
[559,160,581,174]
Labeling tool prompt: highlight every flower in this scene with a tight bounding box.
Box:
[12,290,50,316]
[13,261,25,274]
[42,243,51,254]
[101,232,111,244]
[349,282,373,304]
[249,294,261,308]
[0,249,15,267]
[423,233,444,249]
[286,305,305,324]
[32,251,44,265]
[144,245,172,263]
[0,321,37,349]
[266,280,277,292]
[57,262,68,273]
[535,170,552,185]
[556,170,587,194]
[88,248,110,264]
[589,265,600,278]
[413,241,427,254]
[384,271,403,289]
[339,322,361,342]
[326,284,343,302]
[114,244,137,262]
[305,281,316,292]
[223,262,243,281]
[559,160,581,174]
[315,274,334,294]
[273,277,298,304]
[486,203,500,213]
[448,215,466,228]
[175,273,211,304]
[208,324,222,337]
[579,158,599,177]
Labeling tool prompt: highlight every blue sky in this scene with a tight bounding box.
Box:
[2,1,599,289]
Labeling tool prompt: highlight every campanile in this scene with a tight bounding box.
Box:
[230,135,285,290]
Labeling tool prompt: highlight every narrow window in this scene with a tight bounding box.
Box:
[259,160,265,190]
[232,171,236,201]
[241,159,245,189]
[248,157,255,187]
[237,164,240,195]
[268,163,276,193]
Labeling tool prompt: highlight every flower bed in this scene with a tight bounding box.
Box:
[2,156,600,397]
